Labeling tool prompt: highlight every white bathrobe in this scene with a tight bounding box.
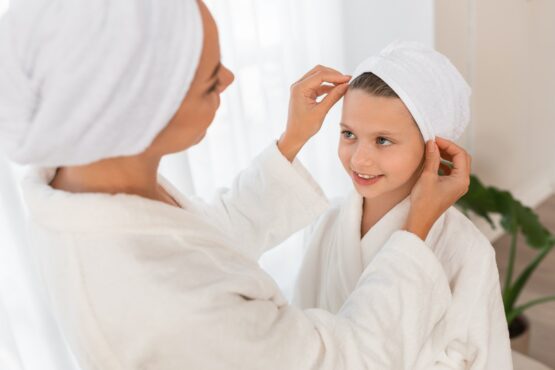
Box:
[293,191,513,369]
[22,143,452,370]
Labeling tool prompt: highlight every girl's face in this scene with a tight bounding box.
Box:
[338,89,425,201]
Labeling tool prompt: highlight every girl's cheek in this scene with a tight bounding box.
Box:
[337,145,351,168]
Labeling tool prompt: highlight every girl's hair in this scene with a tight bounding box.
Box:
[349,72,399,98]
[350,71,420,130]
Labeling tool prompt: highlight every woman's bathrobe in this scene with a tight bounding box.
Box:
[293,192,513,369]
[23,143,452,370]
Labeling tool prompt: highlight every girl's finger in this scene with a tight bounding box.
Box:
[439,163,452,176]
[422,140,440,175]
[435,137,469,177]
[435,136,464,162]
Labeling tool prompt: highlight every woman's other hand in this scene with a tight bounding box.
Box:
[405,137,472,240]
[278,65,351,161]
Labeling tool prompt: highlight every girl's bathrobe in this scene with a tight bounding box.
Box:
[23,143,452,370]
[293,191,513,369]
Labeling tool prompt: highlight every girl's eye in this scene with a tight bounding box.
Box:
[377,136,393,146]
[341,130,356,140]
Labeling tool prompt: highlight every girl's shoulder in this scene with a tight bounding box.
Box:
[432,205,497,262]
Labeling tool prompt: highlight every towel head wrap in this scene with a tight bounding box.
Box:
[0,0,203,166]
[352,40,471,142]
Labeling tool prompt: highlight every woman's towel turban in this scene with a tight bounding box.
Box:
[352,40,472,142]
[0,0,203,166]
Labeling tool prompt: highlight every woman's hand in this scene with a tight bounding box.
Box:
[278,65,351,161]
[405,137,472,240]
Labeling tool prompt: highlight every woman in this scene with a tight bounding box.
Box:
[0,1,471,369]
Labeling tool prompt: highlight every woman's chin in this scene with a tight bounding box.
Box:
[194,131,207,144]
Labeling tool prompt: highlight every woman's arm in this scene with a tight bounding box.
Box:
[185,141,329,260]
[185,66,351,260]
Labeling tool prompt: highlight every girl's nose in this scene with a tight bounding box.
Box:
[351,145,375,169]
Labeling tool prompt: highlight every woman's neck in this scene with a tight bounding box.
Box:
[48,153,180,207]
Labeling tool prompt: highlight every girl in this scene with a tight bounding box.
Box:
[293,41,513,369]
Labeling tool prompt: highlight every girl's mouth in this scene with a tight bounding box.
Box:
[352,171,384,186]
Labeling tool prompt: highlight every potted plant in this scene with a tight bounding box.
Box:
[456,175,555,354]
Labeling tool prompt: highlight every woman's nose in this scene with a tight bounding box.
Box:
[220,65,235,92]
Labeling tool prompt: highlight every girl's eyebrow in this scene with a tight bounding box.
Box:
[339,122,398,136]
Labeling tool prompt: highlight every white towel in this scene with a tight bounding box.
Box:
[0,0,202,166]
[352,40,471,141]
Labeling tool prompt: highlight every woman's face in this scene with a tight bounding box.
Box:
[151,1,234,156]
[338,89,425,200]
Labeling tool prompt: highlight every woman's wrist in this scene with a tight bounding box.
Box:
[277,132,305,162]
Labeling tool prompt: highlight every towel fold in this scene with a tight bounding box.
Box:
[352,40,471,141]
[0,0,203,166]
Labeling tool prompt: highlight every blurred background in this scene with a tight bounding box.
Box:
[1,0,554,369]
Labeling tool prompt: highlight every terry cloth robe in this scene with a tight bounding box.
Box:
[293,191,513,370]
[22,143,452,370]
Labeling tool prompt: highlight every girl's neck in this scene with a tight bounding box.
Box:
[360,181,414,238]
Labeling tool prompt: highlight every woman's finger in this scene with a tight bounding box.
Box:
[303,70,351,88]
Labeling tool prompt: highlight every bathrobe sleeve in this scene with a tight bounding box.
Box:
[185,142,329,260]
[200,231,452,369]
[430,248,513,370]
[100,230,452,370]
[466,252,513,370]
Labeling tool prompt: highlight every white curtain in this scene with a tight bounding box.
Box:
[0,1,346,368]
[161,0,350,299]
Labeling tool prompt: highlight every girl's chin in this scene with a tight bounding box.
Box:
[356,189,383,200]
[352,183,384,199]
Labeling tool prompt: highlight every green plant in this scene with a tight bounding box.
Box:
[456,175,555,329]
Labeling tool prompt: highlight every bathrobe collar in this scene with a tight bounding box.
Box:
[331,191,446,309]
[21,167,216,236]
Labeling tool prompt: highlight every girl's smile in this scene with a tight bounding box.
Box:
[352,171,384,186]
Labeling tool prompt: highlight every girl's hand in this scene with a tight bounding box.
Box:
[278,65,351,161]
[405,137,472,240]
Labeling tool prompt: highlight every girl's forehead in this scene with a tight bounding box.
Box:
[341,90,418,135]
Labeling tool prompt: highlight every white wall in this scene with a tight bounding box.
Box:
[0,0,7,15]
[342,0,435,73]
[436,0,555,211]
